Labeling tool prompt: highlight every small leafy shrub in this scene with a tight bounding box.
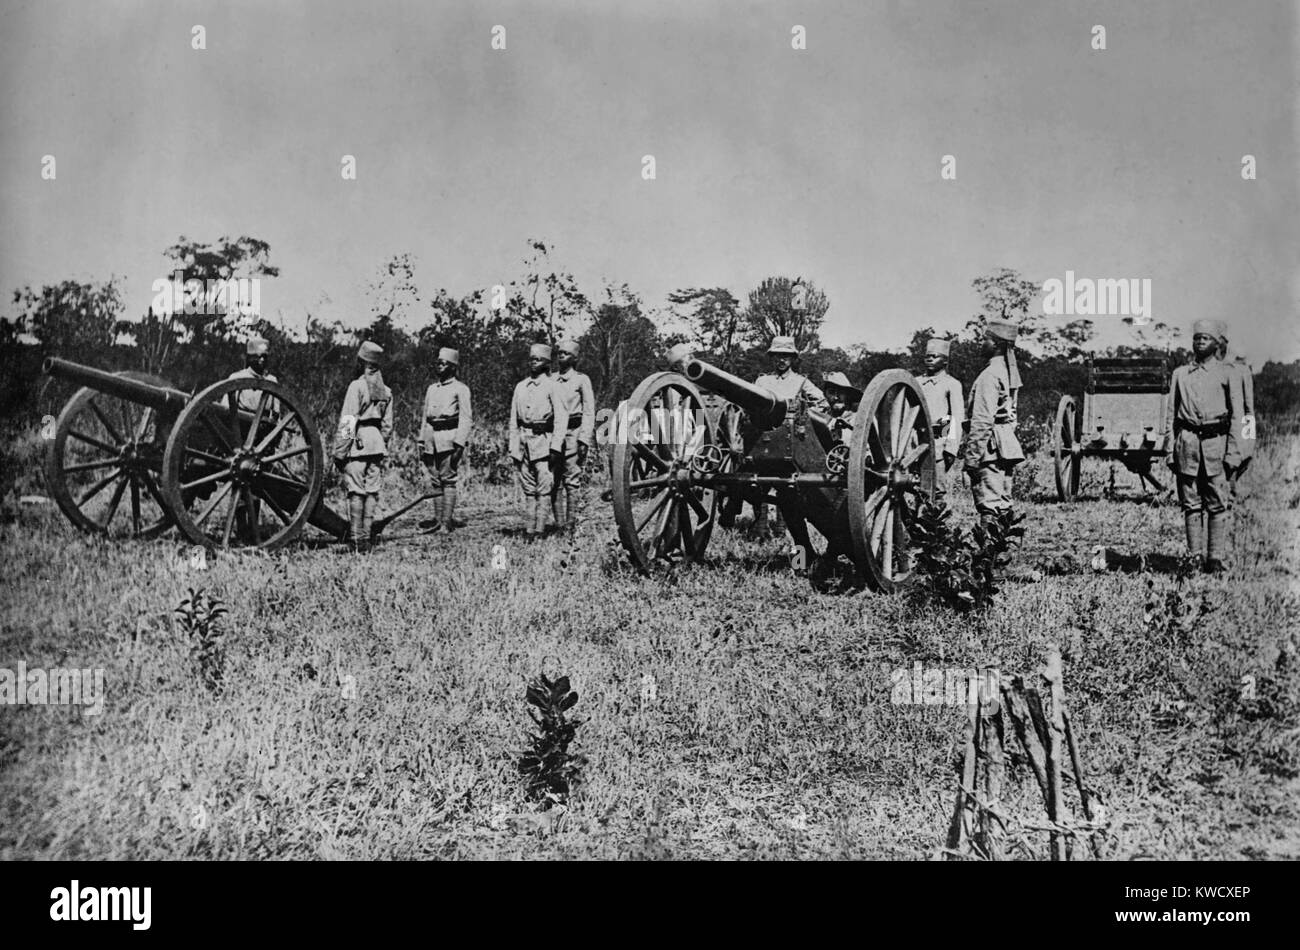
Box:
[909,501,1025,611]
[175,587,228,693]
[518,673,585,809]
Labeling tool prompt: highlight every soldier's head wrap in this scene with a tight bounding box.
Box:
[438,347,460,366]
[1215,320,1229,345]
[1192,319,1218,337]
[986,320,1021,391]
[822,371,861,397]
[925,338,951,358]
[556,339,580,356]
[529,343,552,361]
[666,342,693,367]
[767,335,798,356]
[246,337,269,356]
[357,342,389,401]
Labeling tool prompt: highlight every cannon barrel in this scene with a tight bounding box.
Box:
[44,357,191,414]
[682,358,787,429]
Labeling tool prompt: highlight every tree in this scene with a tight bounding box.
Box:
[578,284,663,405]
[504,239,589,348]
[667,287,743,370]
[366,253,422,333]
[161,235,279,345]
[964,267,1040,338]
[12,278,125,354]
[743,276,829,352]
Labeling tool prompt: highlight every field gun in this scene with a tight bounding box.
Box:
[608,356,937,591]
[41,356,358,550]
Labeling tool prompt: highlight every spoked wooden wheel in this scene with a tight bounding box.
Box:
[44,372,174,539]
[161,378,324,550]
[847,370,936,592]
[1053,395,1082,502]
[611,373,719,572]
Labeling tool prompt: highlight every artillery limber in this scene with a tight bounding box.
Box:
[41,357,416,550]
[608,358,937,591]
[1052,357,1171,501]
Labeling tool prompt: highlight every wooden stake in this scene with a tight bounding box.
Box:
[1064,709,1103,859]
[946,688,979,856]
[1042,645,1068,861]
[980,681,1004,860]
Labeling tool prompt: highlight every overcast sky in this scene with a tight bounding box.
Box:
[2,0,1296,362]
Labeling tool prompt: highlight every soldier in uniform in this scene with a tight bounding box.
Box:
[550,339,595,533]
[419,347,472,533]
[919,338,964,502]
[1164,320,1243,573]
[751,335,826,538]
[1216,322,1255,501]
[228,337,279,413]
[509,343,566,537]
[821,371,861,442]
[338,341,394,552]
[963,320,1024,524]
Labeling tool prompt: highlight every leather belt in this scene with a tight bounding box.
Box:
[521,420,553,434]
[428,417,459,431]
[1176,418,1230,437]
[567,413,584,428]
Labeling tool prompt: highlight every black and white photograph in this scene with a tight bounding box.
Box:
[0,0,1296,908]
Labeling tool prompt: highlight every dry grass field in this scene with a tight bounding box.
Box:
[2,428,1298,860]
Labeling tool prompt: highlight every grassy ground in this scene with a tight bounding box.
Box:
[1,432,1298,860]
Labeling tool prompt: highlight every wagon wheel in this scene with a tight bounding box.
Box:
[715,401,746,529]
[161,378,324,551]
[611,373,719,573]
[44,372,175,539]
[847,370,936,592]
[1053,395,1082,502]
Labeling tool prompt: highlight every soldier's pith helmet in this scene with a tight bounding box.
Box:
[823,371,861,397]
[1192,319,1218,337]
[925,338,951,357]
[768,335,798,355]
[986,320,1019,343]
[437,347,460,366]
[556,339,580,356]
[529,343,552,361]
[246,337,269,356]
[358,341,384,365]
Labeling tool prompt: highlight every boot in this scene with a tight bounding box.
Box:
[535,495,550,536]
[551,491,565,533]
[525,497,540,538]
[348,495,365,553]
[563,488,577,533]
[361,495,376,553]
[441,488,456,532]
[1205,510,1227,573]
[1184,511,1204,565]
[753,502,771,541]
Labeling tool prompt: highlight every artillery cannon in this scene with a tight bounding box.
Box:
[41,357,363,550]
[608,357,936,591]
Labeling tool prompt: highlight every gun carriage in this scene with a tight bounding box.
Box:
[1052,358,1171,501]
[608,358,937,591]
[41,357,376,550]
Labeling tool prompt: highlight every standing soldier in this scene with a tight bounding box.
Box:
[419,347,472,534]
[509,343,566,537]
[550,339,595,533]
[1216,322,1255,501]
[337,341,394,553]
[821,371,862,442]
[751,335,826,537]
[1164,320,1242,573]
[229,337,279,412]
[963,320,1024,525]
[919,338,964,502]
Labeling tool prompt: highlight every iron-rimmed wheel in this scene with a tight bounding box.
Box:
[610,372,719,573]
[44,372,175,539]
[847,369,936,592]
[161,378,324,550]
[1053,394,1082,502]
